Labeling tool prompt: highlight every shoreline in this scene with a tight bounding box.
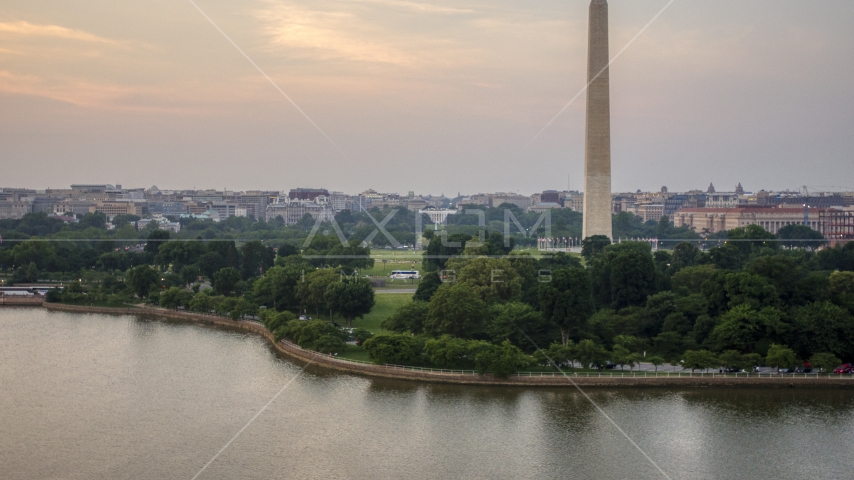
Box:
[38,302,854,389]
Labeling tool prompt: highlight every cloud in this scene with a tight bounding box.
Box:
[0,20,116,44]
[345,0,474,15]
[256,3,415,65]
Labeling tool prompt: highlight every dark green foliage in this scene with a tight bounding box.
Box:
[381,300,429,333]
[144,230,170,255]
[425,283,486,338]
[352,328,374,346]
[790,301,854,360]
[325,278,375,327]
[422,233,471,272]
[413,271,441,302]
[538,266,594,345]
[777,224,825,250]
[282,320,347,351]
[424,335,475,368]
[682,349,718,372]
[581,235,611,260]
[609,247,658,309]
[240,241,275,279]
[213,267,241,295]
[127,265,158,298]
[486,301,551,350]
[363,333,421,365]
[809,352,842,373]
[472,340,531,378]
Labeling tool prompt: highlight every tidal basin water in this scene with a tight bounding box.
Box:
[1,308,853,480]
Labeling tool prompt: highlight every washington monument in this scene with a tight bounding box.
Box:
[582,0,613,240]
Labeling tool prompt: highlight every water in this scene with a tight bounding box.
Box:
[1,308,853,480]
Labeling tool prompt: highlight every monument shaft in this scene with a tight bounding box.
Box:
[582,0,613,240]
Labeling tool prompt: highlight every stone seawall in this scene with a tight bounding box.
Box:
[41,303,854,389]
[0,295,44,306]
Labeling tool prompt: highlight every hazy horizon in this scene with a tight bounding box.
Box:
[2,0,852,195]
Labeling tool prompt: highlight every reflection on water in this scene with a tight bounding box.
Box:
[1,308,853,480]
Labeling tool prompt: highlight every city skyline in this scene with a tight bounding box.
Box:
[1,0,852,194]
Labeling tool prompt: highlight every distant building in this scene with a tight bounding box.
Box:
[289,188,329,201]
[820,207,854,246]
[329,192,349,212]
[89,201,148,217]
[265,199,333,225]
[492,193,531,210]
[0,200,32,219]
[540,190,560,204]
[636,203,666,223]
[674,206,820,234]
[528,202,561,214]
[406,197,428,212]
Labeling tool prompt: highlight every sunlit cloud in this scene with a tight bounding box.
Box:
[256,3,415,65]
[346,0,474,15]
[0,20,116,44]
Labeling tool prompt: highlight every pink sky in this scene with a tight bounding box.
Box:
[1,0,852,195]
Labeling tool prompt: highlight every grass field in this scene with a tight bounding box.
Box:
[336,292,413,362]
[351,292,412,334]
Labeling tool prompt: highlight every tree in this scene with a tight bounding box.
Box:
[809,352,841,373]
[532,342,576,371]
[682,350,717,373]
[648,355,665,373]
[581,235,611,259]
[352,328,374,347]
[325,278,375,327]
[709,305,783,353]
[363,333,421,365]
[538,266,594,345]
[79,212,107,229]
[189,292,217,313]
[413,271,442,302]
[669,242,702,273]
[144,230,170,255]
[765,344,797,373]
[381,300,429,334]
[725,272,779,310]
[283,320,347,350]
[611,344,630,370]
[213,267,241,296]
[179,264,201,286]
[672,264,718,295]
[424,335,476,368]
[726,224,778,255]
[127,265,158,298]
[717,350,746,371]
[315,335,346,354]
[253,262,310,311]
[159,287,193,310]
[241,241,275,279]
[777,224,825,250]
[198,251,226,280]
[425,283,486,338]
[296,269,338,317]
[791,301,854,360]
[473,340,531,378]
[609,247,657,309]
[575,339,607,370]
[456,257,522,304]
[486,302,549,348]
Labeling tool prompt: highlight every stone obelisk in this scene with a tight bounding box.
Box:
[582,0,613,240]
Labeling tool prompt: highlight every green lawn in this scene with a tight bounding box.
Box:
[337,344,373,362]
[336,293,412,362]
[351,292,412,333]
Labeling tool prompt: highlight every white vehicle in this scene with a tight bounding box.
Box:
[389,270,421,280]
